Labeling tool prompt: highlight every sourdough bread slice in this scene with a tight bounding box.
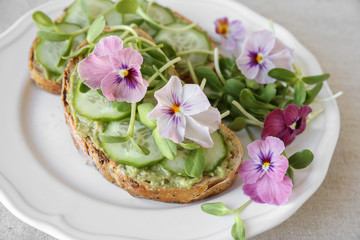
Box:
[61,29,242,204]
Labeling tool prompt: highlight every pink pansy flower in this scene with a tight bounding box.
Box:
[78,36,148,103]
[238,136,293,205]
[236,30,294,84]
[261,104,312,146]
[215,17,246,52]
[148,76,221,148]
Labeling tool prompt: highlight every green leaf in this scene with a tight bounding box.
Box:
[231,214,245,240]
[157,41,177,59]
[152,128,177,160]
[260,83,277,103]
[99,134,128,143]
[179,142,200,150]
[115,0,139,14]
[57,38,74,67]
[288,149,314,169]
[147,49,166,63]
[294,81,306,106]
[32,11,53,27]
[268,68,298,85]
[228,117,248,132]
[219,58,235,79]
[129,137,150,155]
[79,82,90,93]
[137,103,156,130]
[37,31,71,41]
[78,0,90,20]
[184,147,205,177]
[302,73,330,84]
[239,89,277,110]
[286,167,294,184]
[201,202,234,216]
[224,78,245,98]
[113,101,131,112]
[87,16,106,44]
[245,79,260,90]
[195,66,223,91]
[97,89,105,97]
[304,82,323,105]
[62,45,92,60]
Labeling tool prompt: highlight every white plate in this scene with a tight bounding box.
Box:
[0,0,340,239]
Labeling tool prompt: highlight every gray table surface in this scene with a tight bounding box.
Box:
[1,0,359,239]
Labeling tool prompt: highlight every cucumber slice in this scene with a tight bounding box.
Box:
[147,2,175,25]
[101,120,165,167]
[74,80,130,121]
[154,23,211,67]
[162,131,227,176]
[104,9,123,26]
[55,22,86,50]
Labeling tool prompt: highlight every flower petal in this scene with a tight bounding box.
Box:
[267,155,288,182]
[158,114,186,144]
[268,48,293,71]
[184,116,214,148]
[264,136,285,157]
[93,36,123,57]
[220,37,238,51]
[77,54,113,89]
[110,48,143,70]
[99,71,119,101]
[229,20,246,40]
[284,104,300,126]
[236,56,260,80]
[255,58,276,84]
[190,107,221,133]
[247,139,269,164]
[295,105,312,134]
[261,109,287,140]
[249,30,275,56]
[256,175,293,205]
[147,103,169,120]
[154,76,183,108]
[181,84,210,115]
[238,160,265,184]
[283,128,296,146]
[242,183,265,204]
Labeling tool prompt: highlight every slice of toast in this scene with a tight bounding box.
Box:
[61,29,243,204]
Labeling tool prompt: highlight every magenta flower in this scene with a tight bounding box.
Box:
[236,30,293,84]
[78,36,148,103]
[148,76,221,148]
[261,104,312,146]
[214,17,246,52]
[238,137,293,205]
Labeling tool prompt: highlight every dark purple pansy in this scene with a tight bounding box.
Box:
[261,104,312,146]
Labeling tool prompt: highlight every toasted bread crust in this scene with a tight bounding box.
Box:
[61,29,243,203]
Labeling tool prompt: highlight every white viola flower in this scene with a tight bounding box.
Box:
[148,76,221,148]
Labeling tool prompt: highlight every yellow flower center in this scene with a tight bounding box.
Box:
[256,53,264,64]
[119,69,129,78]
[218,22,229,36]
[262,161,270,171]
[290,122,297,130]
[170,103,181,114]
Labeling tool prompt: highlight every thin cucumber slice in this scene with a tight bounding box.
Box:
[101,120,164,168]
[104,9,123,26]
[147,2,175,25]
[55,22,86,50]
[162,131,227,176]
[154,23,211,67]
[35,38,68,75]
[73,80,130,121]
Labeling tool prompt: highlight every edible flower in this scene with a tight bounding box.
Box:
[238,136,293,205]
[214,17,246,52]
[78,36,148,103]
[236,30,293,84]
[148,76,221,148]
[261,104,312,146]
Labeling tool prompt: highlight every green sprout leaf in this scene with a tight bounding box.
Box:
[137,103,156,130]
[179,142,200,150]
[62,45,92,60]
[245,79,260,90]
[57,38,74,67]
[268,68,298,85]
[302,73,330,84]
[259,83,277,103]
[79,82,90,93]
[195,66,223,91]
[240,89,277,110]
[99,134,128,143]
[224,78,245,98]
[113,101,131,112]
[115,0,139,14]
[87,15,106,44]
[201,202,234,216]
[129,137,150,155]
[32,11,53,27]
[288,149,314,169]
[157,41,177,59]
[37,31,71,41]
[304,82,323,105]
[184,147,205,177]
[152,128,177,160]
[219,58,236,79]
[294,81,306,106]
[286,167,294,184]
[228,117,250,132]
[231,214,245,240]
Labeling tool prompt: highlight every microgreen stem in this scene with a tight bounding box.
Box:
[200,78,207,90]
[245,127,256,142]
[234,200,252,214]
[214,48,226,85]
[292,63,304,78]
[137,7,197,32]
[185,56,199,84]
[146,0,155,13]
[315,91,343,102]
[72,26,91,37]
[212,98,221,108]
[177,49,214,56]
[307,108,325,124]
[138,44,164,53]
[109,25,139,38]
[220,110,230,119]
[152,65,168,83]
[232,101,264,128]
[147,57,182,84]
[269,19,275,34]
[126,102,137,138]
[281,84,290,108]
[102,4,116,17]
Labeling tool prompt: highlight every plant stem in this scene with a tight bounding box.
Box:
[126,103,137,138]
[307,108,325,124]
[185,56,198,84]
[245,127,255,142]
[138,44,164,53]
[152,65,168,83]
[214,48,226,85]
[110,25,139,38]
[200,78,207,90]
[147,57,182,84]
[232,101,264,128]
[177,49,214,56]
[234,200,252,214]
[221,110,230,119]
[315,91,343,102]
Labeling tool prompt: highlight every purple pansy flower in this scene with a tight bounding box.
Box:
[261,104,312,146]
[215,17,246,52]
[148,76,221,148]
[78,36,149,103]
[236,30,294,84]
[238,136,293,205]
